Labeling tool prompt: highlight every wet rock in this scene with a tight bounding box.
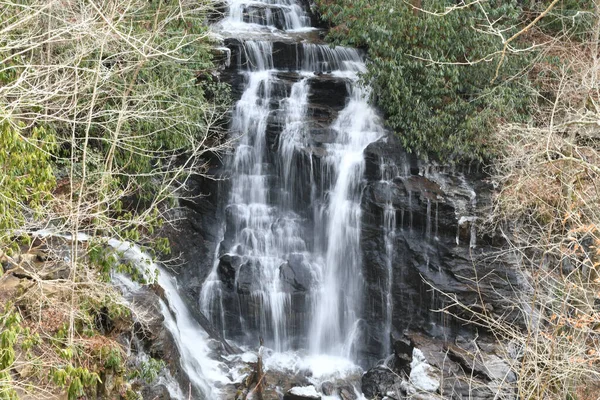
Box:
[279,253,313,292]
[393,335,414,371]
[208,1,228,24]
[401,332,517,399]
[284,385,321,400]
[307,75,349,110]
[447,343,516,383]
[321,381,335,395]
[310,127,337,144]
[236,259,262,294]
[361,366,403,399]
[140,383,171,400]
[218,254,243,289]
[359,133,524,365]
[338,385,357,400]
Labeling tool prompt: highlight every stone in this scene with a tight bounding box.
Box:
[14,362,33,379]
[0,274,22,291]
[140,383,171,400]
[338,385,357,400]
[279,253,313,292]
[393,335,414,370]
[236,259,262,294]
[481,354,516,383]
[217,254,243,289]
[409,349,440,393]
[361,366,403,399]
[284,385,321,400]
[321,381,335,396]
[100,371,116,397]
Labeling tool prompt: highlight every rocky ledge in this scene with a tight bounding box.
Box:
[361,331,516,400]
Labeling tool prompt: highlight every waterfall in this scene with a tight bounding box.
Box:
[109,241,231,399]
[203,0,386,362]
[309,83,385,357]
[379,159,399,357]
[222,0,311,31]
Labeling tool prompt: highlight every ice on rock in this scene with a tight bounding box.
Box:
[409,348,440,393]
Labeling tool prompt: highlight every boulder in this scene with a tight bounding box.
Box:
[284,385,321,400]
[279,253,314,292]
[321,381,334,395]
[236,259,262,294]
[393,335,414,370]
[217,254,243,289]
[140,383,171,400]
[361,366,403,399]
[338,385,357,400]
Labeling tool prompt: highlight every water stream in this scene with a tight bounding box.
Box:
[201,0,385,365]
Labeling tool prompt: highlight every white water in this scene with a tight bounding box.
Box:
[108,240,231,398]
[202,0,386,360]
[218,0,314,34]
[309,82,385,356]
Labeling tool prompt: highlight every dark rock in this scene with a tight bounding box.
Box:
[361,366,403,399]
[307,75,349,110]
[140,383,171,400]
[236,259,262,294]
[358,133,523,365]
[321,381,335,396]
[218,254,243,289]
[279,253,313,292]
[338,385,357,400]
[400,332,517,399]
[393,335,414,370]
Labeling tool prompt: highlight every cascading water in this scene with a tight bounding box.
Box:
[309,83,385,357]
[379,159,399,357]
[108,241,232,399]
[219,0,312,32]
[201,0,386,366]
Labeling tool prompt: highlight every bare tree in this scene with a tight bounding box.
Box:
[0,0,229,397]
[430,2,600,398]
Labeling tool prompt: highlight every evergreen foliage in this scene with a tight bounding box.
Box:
[317,0,533,161]
[0,120,55,231]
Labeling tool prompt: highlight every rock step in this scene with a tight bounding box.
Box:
[224,38,364,73]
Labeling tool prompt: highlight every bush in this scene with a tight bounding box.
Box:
[317,0,533,161]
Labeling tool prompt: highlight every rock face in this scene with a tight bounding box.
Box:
[171,32,522,391]
[361,331,517,400]
[358,136,522,365]
[161,166,226,308]
[361,366,404,399]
